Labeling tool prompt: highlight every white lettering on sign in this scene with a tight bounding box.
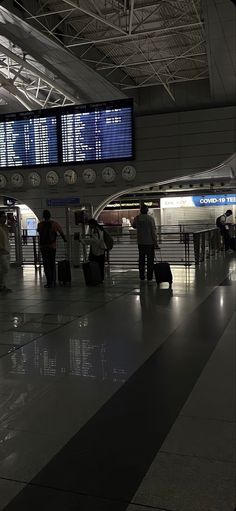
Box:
[200,198,225,204]
[161,194,236,208]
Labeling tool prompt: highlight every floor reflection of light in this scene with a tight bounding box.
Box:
[230,270,236,281]
[220,296,224,308]
[78,317,89,328]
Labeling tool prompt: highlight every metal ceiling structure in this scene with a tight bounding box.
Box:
[0,35,79,110]
[15,0,208,101]
[0,0,209,111]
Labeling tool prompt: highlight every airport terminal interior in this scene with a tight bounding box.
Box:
[0,1,235,510]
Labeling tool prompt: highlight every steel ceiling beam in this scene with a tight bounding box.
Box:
[128,0,135,35]
[66,22,203,47]
[116,75,208,89]
[28,1,186,19]
[25,8,74,20]
[26,8,74,19]
[3,0,207,97]
[156,40,206,79]
[0,71,38,110]
[0,42,79,104]
[131,3,162,34]
[0,53,73,109]
[95,52,207,70]
[62,0,128,35]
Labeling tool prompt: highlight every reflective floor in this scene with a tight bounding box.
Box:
[0,256,235,511]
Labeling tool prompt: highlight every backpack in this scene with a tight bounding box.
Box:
[103,230,114,251]
[39,221,56,245]
[216,215,225,228]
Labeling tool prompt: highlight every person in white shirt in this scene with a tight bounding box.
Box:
[0,211,12,293]
[133,204,158,282]
[216,209,233,253]
[85,219,106,281]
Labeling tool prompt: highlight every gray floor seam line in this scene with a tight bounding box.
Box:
[3,281,235,511]
[0,286,137,359]
[130,503,176,511]
[1,478,135,506]
[0,476,145,509]
[158,450,236,464]
[179,413,236,424]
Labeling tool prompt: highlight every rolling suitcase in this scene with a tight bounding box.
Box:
[83,261,102,286]
[58,260,71,286]
[154,250,173,288]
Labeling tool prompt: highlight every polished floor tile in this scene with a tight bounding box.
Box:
[180,314,236,422]
[160,415,236,463]
[0,331,39,347]
[8,322,58,334]
[0,378,121,441]
[3,485,126,511]
[0,259,235,511]
[22,301,105,316]
[0,346,16,357]
[0,428,63,483]
[128,506,165,511]
[131,453,236,511]
[0,479,25,511]
[0,301,43,313]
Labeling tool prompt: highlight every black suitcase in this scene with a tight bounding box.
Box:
[230,237,236,251]
[154,261,173,287]
[58,260,71,286]
[83,261,102,286]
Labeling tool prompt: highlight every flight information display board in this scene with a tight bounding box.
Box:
[0,115,58,168]
[61,102,133,163]
[0,99,134,169]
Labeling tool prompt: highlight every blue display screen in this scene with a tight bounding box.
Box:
[0,99,134,169]
[61,104,133,163]
[0,116,58,168]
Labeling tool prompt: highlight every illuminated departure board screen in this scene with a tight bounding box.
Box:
[61,101,133,163]
[0,99,134,169]
[0,115,58,168]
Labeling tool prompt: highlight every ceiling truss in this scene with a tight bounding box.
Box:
[0,39,78,110]
[11,0,208,102]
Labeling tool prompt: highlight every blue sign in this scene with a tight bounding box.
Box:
[47,197,80,207]
[192,194,236,207]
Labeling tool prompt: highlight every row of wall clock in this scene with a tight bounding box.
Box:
[0,166,136,188]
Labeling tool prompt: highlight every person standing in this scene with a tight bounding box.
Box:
[133,204,158,282]
[85,219,106,281]
[0,211,11,293]
[216,209,233,253]
[38,210,67,288]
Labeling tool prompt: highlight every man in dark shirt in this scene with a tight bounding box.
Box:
[38,210,66,288]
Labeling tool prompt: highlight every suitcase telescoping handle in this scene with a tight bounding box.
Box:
[64,240,69,260]
[155,246,162,263]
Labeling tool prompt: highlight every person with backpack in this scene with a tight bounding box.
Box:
[84,219,107,281]
[132,204,158,282]
[216,209,233,253]
[37,210,67,288]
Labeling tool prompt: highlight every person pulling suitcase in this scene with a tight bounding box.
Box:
[132,204,159,283]
[81,219,106,285]
[38,210,67,288]
[153,248,173,289]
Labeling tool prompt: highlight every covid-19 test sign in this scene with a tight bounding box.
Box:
[160,194,236,208]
